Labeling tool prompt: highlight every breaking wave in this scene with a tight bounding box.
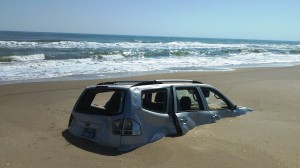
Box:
[1,31,300,83]
[0,54,45,62]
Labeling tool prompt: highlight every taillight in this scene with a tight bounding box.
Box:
[122,119,142,136]
[112,119,141,136]
[112,119,123,135]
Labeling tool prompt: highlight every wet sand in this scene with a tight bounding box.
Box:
[1,66,300,168]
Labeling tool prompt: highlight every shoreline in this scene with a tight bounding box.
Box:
[1,65,300,167]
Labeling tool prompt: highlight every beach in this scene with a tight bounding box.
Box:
[0,66,300,168]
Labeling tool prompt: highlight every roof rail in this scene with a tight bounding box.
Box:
[97,79,202,86]
[132,81,162,86]
[155,79,202,84]
[97,80,156,85]
[97,81,117,85]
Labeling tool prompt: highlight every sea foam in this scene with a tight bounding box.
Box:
[1,31,300,83]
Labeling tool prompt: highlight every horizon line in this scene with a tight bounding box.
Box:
[0,29,299,43]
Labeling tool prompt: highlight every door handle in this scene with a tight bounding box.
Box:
[180,118,188,123]
[212,114,220,123]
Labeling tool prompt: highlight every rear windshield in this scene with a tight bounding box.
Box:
[75,88,125,116]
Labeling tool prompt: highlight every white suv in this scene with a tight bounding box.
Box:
[68,79,252,151]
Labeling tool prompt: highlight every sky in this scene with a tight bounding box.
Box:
[0,0,300,41]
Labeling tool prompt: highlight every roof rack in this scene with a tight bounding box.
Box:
[97,79,202,86]
[97,80,151,85]
[155,79,202,84]
[133,81,162,86]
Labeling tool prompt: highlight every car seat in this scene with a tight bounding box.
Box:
[154,91,166,112]
[105,92,122,113]
[180,96,191,111]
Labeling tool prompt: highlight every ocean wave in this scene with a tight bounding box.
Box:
[1,40,298,51]
[290,50,300,54]
[0,56,13,62]
[0,54,45,62]
[2,31,300,83]
[0,47,295,63]
[0,40,89,49]
[100,54,125,60]
[34,39,68,42]
[2,51,300,81]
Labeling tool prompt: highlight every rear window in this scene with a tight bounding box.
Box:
[75,88,125,115]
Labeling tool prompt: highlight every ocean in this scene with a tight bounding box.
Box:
[1,31,300,84]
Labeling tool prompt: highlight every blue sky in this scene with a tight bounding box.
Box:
[0,0,299,41]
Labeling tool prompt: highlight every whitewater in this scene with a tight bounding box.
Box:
[1,31,300,84]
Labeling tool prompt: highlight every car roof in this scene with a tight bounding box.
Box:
[88,79,213,90]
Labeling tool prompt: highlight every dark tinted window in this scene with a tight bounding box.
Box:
[142,89,168,113]
[75,88,125,115]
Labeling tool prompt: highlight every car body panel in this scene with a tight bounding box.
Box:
[119,87,177,151]
[69,112,124,148]
[175,111,213,134]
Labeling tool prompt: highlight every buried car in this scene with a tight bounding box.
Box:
[68,79,252,151]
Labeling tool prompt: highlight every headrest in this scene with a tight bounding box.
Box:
[155,91,165,102]
[180,96,191,110]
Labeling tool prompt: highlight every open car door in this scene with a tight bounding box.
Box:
[171,86,213,135]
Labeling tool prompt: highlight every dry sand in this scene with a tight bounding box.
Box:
[1,66,300,168]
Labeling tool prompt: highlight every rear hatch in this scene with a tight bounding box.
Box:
[68,86,126,148]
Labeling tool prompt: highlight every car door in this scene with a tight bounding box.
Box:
[124,88,177,144]
[199,86,237,119]
[172,86,213,135]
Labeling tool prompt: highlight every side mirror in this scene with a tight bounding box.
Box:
[231,105,237,110]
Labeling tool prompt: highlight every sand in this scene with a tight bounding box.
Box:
[1,66,300,168]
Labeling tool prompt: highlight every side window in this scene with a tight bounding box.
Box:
[201,87,229,110]
[142,89,167,113]
[76,89,125,115]
[175,87,204,112]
